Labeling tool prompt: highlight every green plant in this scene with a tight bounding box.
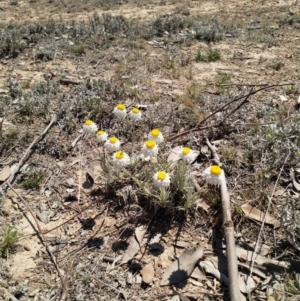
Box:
[284,274,300,295]
[1,128,20,154]
[70,44,85,56]
[0,226,19,257]
[207,48,221,61]
[221,146,239,164]
[21,168,46,190]
[195,48,221,62]
[266,59,285,71]
[216,73,231,87]
[195,50,206,62]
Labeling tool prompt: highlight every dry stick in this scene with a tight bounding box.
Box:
[206,139,241,301]
[205,137,220,164]
[60,259,74,301]
[168,89,253,141]
[7,183,64,284]
[42,201,96,234]
[168,84,293,141]
[220,179,241,301]
[62,212,107,261]
[220,82,294,87]
[247,153,289,300]
[1,114,57,190]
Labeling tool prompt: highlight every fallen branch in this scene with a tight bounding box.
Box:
[206,139,241,301]
[205,137,220,165]
[60,259,74,301]
[1,114,56,190]
[59,78,81,85]
[168,84,294,141]
[7,183,64,284]
[220,82,294,87]
[42,201,97,234]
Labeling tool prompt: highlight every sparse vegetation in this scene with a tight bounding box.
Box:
[195,48,221,62]
[21,168,46,190]
[0,1,299,300]
[0,226,19,258]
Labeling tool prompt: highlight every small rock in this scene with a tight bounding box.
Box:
[24,244,31,251]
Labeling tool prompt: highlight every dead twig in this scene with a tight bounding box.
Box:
[7,183,64,284]
[205,137,220,165]
[168,84,294,141]
[220,82,294,87]
[42,201,96,234]
[1,114,56,190]
[206,138,241,301]
[61,208,107,261]
[0,116,4,140]
[59,78,81,85]
[60,259,75,301]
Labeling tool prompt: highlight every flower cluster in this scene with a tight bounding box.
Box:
[82,112,225,191]
[113,103,142,121]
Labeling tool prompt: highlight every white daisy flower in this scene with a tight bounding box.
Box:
[112,151,130,169]
[179,147,198,163]
[148,129,164,144]
[141,140,159,161]
[153,171,171,188]
[104,136,121,152]
[203,165,225,186]
[96,130,108,142]
[128,107,142,121]
[83,119,98,133]
[113,103,127,119]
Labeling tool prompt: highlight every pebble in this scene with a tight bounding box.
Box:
[24,244,31,251]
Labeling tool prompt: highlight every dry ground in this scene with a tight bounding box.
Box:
[0,0,300,300]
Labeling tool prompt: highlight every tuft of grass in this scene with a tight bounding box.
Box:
[70,44,86,56]
[1,128,20,154]
[21,168,46,190]
[266,59,285,71]
[216,73,232,87]
[207,48,221,61]
[0,226,19,257]
[221,146,239,164]
[284,274,300,295]
[195,48,221,62]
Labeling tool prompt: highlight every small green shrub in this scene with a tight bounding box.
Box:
[216,73,232,86]
[195,48,221,62]
[0,226,19,257]
[70,44,86,56]
[22,169,46,190]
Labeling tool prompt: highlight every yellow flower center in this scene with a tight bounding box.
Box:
[85,119,93,126]
[182,147,191,155]
[115,151,125,160]
[157,171,166,181]
[97,130,105,136]
[109,136,118,144]
[117,104,125,111]
[146,140,156,149]
[210,165,222,176]
[132,107,140,114]
[151,129,160,137]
